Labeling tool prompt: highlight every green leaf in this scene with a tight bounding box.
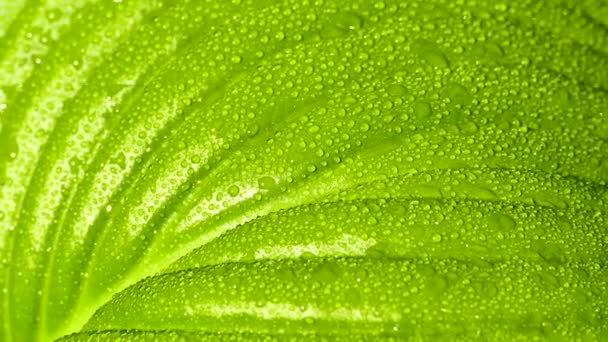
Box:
[0,0,607,341]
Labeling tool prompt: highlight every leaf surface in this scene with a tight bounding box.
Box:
[0,0,607,341]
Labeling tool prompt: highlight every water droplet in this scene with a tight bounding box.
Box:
[308,125,320,133]
[311,262,341,283]
[413,101,432,120]
[227,184,240,197]
[388,84,407,97]
[334,12,363,30]
[486,213,516,231]
[257,176,277,190]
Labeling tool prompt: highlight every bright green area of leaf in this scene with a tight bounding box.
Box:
[0,0,607,341]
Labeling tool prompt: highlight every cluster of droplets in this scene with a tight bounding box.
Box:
[89,256,605,340]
